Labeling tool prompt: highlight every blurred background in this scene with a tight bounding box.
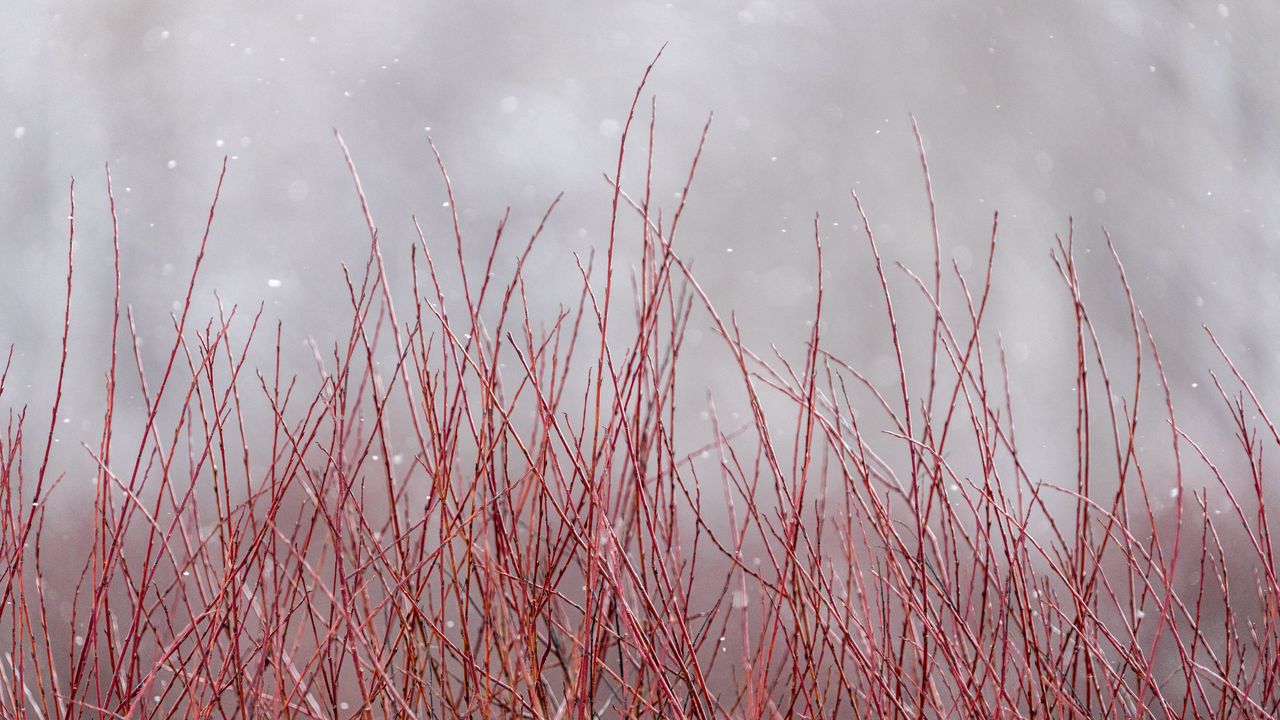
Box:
[2,0,1277,490]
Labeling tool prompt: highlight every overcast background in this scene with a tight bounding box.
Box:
[2,1,1277,490]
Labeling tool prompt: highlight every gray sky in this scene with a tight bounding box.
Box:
[2,1,1276,479]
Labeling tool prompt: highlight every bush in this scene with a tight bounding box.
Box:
[3,66,1278,718]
